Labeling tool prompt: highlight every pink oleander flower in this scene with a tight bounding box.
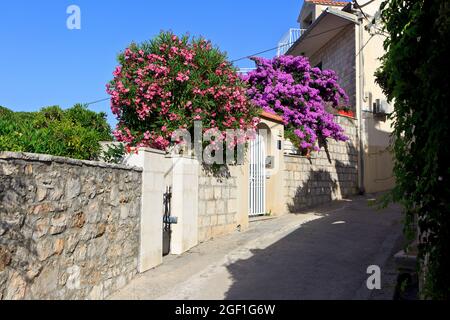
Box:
[107,31,259,153]
[176,71,190,82]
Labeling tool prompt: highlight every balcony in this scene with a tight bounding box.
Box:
[277,28,306,57]
[236,67,256,75]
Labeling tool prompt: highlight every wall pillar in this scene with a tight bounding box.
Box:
[124,148,167,273]
[169,156,199,255]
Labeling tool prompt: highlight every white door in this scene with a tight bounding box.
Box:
[249,134,266,217]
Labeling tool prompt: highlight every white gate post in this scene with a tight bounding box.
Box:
[169,155,199,255]
[124,148,167,273]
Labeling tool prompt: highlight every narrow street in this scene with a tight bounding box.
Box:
[110,195,403,300]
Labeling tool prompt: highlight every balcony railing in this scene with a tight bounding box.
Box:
[236,67,256,75]
[277,28,306,57]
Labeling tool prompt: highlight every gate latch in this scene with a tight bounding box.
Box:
[265,156,275,169]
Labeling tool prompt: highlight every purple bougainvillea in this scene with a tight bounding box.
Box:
[243,55,349,153]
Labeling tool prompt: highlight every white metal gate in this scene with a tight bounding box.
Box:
[249,134,266,217]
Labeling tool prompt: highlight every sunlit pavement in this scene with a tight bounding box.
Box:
[110,194,403,300]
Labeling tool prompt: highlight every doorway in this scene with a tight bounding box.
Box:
[249,133,266,217]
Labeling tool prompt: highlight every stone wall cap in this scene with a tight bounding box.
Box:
[335,114,357,122]
[132,147,167,155]
[284,153,306,157]
[0,151,143,172]
[100,142,168,156]
[165,154,198,160]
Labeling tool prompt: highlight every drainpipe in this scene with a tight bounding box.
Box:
[355,9,366,195]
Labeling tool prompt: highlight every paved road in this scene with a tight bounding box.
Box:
[110,195,403,300]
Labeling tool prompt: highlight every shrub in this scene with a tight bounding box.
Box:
[101,143,126,164]
[0,104,112,160]
[107,31,260,152]
[243,55,349,153]
[375,0,450,299]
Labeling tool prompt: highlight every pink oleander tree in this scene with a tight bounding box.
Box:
[107,31,260,152]
[243,55,350,154]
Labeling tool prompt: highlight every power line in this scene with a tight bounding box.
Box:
[85,24,377,107]
[231,25,347,63]
[85,97,110,106]
[231,45,287,63]
[356,34,375,57]
[357,0,376,8]
[353,0,370,22]
[353,0,388,37]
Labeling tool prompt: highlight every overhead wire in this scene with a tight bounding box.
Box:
[84,5,381,107]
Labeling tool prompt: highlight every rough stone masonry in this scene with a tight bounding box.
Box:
[0,152,142,300]
[283,116,359,212]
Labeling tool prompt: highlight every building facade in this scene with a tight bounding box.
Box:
[285,0,395,193]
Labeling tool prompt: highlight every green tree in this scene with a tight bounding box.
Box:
[376,0,450,299]
[0,104,112,160]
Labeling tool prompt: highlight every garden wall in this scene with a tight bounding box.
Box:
[283,116,359,212]
[198,168,239,243]
[0,114,360,300]
[0,152,142,300]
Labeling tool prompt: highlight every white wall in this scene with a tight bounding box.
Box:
[124,148,167,273]
[169,156,199,255]
[124,150,201,271]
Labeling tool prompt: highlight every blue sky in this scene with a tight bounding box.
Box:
[0,0,303,126]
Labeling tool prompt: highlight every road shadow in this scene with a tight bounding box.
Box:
[287,142,358,213]
[224,197,403,300]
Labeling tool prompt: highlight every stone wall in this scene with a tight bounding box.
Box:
[198,168,239,243]
[283,116,358,213]
[309,24,357,110]
[0,152,142,300]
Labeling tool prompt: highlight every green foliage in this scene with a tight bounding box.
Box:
[107,31,258,151]
[101,143,126,164]
[0,104,112,160]
[284,129,302,151]
[375,0,450,299]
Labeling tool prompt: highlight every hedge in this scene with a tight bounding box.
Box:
[0,104,112,160]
